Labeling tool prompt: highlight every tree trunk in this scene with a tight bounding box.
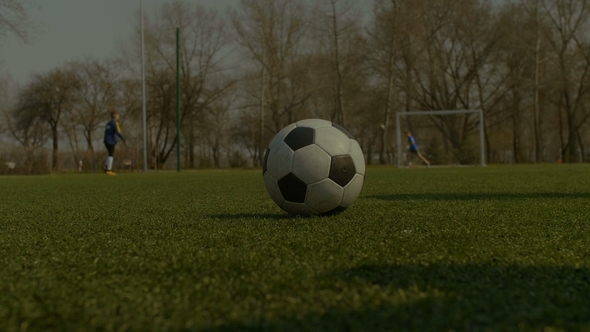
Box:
[576,129,585,162]
[380,30,397,165]
[189,143,195,168]
[259,48,266,167]
[533,2,542,163]
[86,137,94,153]
[82,129,97,171]
[52,126,59,171]
[567,114,578,163]
[533,51,542,162]
[189,124,195,168]
[331,0,346,127]
[213,137,220,168]
[513,102,520,164]
[558,96,566,162]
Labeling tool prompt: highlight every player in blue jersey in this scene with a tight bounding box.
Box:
[406,131,430,166]
[103,110,126,176]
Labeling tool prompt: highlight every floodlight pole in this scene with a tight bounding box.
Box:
[176,27,181,172]
[141,0,148,172]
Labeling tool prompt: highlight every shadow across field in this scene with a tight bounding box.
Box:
[203,263,590,331]
[368,192,590,201]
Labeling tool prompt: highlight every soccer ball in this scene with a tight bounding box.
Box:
[263,119,365,216]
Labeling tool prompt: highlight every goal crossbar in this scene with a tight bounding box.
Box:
[395,110,485,168]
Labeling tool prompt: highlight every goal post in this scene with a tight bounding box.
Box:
[395,110,485,168]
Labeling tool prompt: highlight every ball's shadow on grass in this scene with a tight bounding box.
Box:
[368,192,590,201]
[203,263,590,331]
[208,213,295,220]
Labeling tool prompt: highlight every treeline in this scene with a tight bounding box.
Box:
[2,0,590,172]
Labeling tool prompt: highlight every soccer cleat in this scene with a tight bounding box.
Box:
[106,170,116,176]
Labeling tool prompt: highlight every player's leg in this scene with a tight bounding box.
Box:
[105,144,116,175]
[417,150,430,166]
[104,145,109,171]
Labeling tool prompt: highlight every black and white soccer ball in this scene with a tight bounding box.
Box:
[263,119,365,216]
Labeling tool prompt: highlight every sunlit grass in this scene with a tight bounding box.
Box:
[1,165,589,331]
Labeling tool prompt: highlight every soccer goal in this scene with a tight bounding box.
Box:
[395,110,486,168]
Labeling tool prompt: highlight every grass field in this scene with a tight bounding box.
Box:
[1,165,589,331]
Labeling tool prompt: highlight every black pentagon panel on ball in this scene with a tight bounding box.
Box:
[262,148,270,175]
[329,155,357,187]
[332,122,354,139]
[320,206,347,217]
[278,173,308,203]
[284,127,315,151]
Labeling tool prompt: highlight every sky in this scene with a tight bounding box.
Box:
[0,0,235,85]
[0,0,509,87]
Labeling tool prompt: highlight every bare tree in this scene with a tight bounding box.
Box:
[8,0,590,170]
[510,0,551,162]
[399,0,501,163]
[62,113,82,169]
[325,0,347,126]
[0,0,33,41]
[531,0,544,162]
[540,0,590,162]
[312,0,361,127]
[369,0,398,164]
[4,96,48,171]
[370,0,424,164]
[139,1,229,169]
[503,43,528,163]
[202,82,236,167]
[0,71,12,134]
[233,0,314,165]
[15,68,78,170]
[69,59,119,154]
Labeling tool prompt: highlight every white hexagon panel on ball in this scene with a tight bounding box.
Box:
[314,126,350,157]
[292,145,331,184]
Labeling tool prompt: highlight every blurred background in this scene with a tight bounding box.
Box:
[1,0,589,173]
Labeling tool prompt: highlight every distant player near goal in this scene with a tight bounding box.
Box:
[406,131,430,167]
[103,110,126,176]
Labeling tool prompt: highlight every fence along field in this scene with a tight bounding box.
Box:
[1,165,589,330]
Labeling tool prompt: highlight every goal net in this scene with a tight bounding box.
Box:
[395,110,485,168]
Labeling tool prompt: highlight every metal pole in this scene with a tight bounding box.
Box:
[396,112,401,168]
[479,109,486,167]
[176,27,181,172]
[141,0,148,172]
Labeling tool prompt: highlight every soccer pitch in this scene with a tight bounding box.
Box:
[1,165,589,331]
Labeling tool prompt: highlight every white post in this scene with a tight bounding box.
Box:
[141,0,148,172]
